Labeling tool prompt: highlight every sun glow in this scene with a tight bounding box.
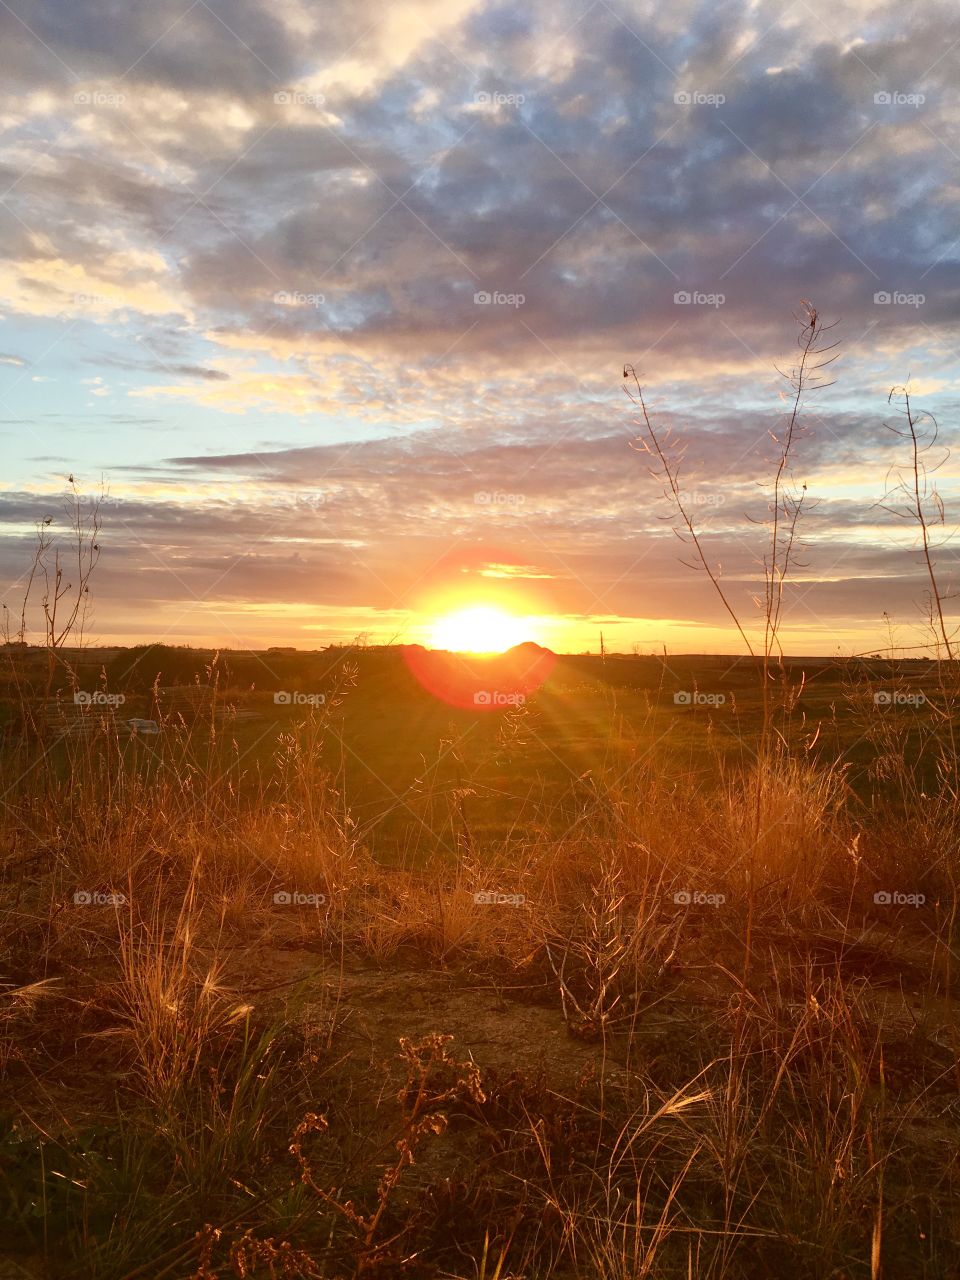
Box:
[429,605,531,654]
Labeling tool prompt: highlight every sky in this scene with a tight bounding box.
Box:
[1,0,959,655]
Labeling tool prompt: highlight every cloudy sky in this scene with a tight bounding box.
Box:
[1,0,958,654]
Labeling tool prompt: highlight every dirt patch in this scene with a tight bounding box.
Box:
[222,942,631,1086]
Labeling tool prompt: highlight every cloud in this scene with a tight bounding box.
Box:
[3,0,958,383]
[0,240,190,321]
[0,401,933,633]
[1,0,959,648]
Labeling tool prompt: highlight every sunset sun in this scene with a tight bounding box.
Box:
[429,605,531,654]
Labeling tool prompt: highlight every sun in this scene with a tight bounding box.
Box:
[429,605,531,654]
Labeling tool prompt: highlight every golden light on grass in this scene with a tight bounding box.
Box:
[428,604,532,654]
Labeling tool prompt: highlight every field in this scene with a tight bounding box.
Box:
[2,642,959,1278]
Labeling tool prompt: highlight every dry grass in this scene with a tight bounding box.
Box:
[1,688,958,1279]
